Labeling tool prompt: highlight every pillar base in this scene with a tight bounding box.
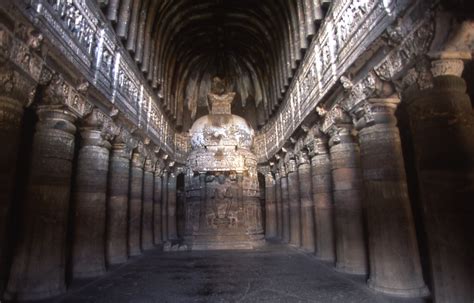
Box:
[368,279,430,298]
[335,262,367,276]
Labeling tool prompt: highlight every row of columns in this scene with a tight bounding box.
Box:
[0,79,180,300]
[264,59,474,301]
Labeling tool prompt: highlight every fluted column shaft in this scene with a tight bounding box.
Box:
[329,126,368,275]
[72,113,111,279]
[128,151,144,256]
[141,158,155,250]
[167,171,178,240]
[310,137,335,262]
[0,97,23,292]
[153,172,163,244]
[287,159,301,247]
[161,170,169,242]
[264,172,277,239]
[356,98,428,296]
[106,141,131,265]
[281,174,290,243]
[298,160,314,252]
[5,106,77,301]
[405,60,474,302]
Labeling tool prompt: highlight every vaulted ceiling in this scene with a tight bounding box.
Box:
[99,0,330,131]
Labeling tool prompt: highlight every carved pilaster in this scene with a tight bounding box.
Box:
[128,144,146,256]
[402,52,474,302]
[153,158,165,245]
[263,167,277,239]
[277,154,290,243]
[306,124,335,261]
[283,145,301,247]
[295,136,314,252]
[71,109,112,279]
[354,97,429,296]
[161,166,169,242]
[323,106,368,275]
[142,150,156,250]
[105,126,134,265]
[5,77,78,300]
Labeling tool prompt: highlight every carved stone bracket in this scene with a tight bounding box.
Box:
[304,124,329,157]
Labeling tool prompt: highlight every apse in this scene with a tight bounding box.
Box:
[100,0,328,130]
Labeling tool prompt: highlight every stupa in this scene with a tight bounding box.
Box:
[184,77,264,250]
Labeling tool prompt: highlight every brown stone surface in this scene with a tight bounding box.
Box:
[5,107,77,301]
[356,98,428,297]
[71,125,111,279]
[264,172,277,239]
[287,170,301,247]
[141,160,155,250]
[167,172,178,240]
[128,152,144,256]
[299,162,315,252]
[275,174,283,240]
[329,129,368,275]
[311,153,336,262]
[106,144,131,265]
[153,173,163,245]
[406,75,474,303]
[0,97,23,293]
[280,175,290,244]
[161,171,169,242]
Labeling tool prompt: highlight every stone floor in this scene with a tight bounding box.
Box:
[46,243,430,303]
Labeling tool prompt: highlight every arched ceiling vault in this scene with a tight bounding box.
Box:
[100,0,330,131]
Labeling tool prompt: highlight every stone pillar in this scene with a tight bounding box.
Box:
[307,127,335,262]
[405,59,474,302]
[328,122,368,275]
[153,165,163,245]
[5,102,77,300]
[355,98,428,296]
[128,148,145,256]
[275,171,283,240]
[106,129,133,265]
[286,150,301,247]
[297,149,314,252]
[264,171,277,239]
[167,170,178,240]
[141,157,155,250]
[0,70,29,293]
[71,110,112,279]
[279,160,291,243]
[161,169,169,242]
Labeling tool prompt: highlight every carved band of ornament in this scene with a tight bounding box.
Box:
[431,59,465,78]
[373,14,435,83]
[320,105,351,135]
[352,97,400,130]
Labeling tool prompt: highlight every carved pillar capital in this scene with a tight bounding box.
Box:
[0,65,38,107]
[430,59,465,78]
[144,157,155,173]
[305,124,329,156]
[353,97,400,130]
[154,159,165,177]
[283,147,297,173]
[276,155,287,177]
[131,147,146,168]
[79,109,116,149]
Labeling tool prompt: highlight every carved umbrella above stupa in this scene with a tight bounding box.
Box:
[187,77,256,173]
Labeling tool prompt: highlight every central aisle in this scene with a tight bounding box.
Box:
[52,244,427,303]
